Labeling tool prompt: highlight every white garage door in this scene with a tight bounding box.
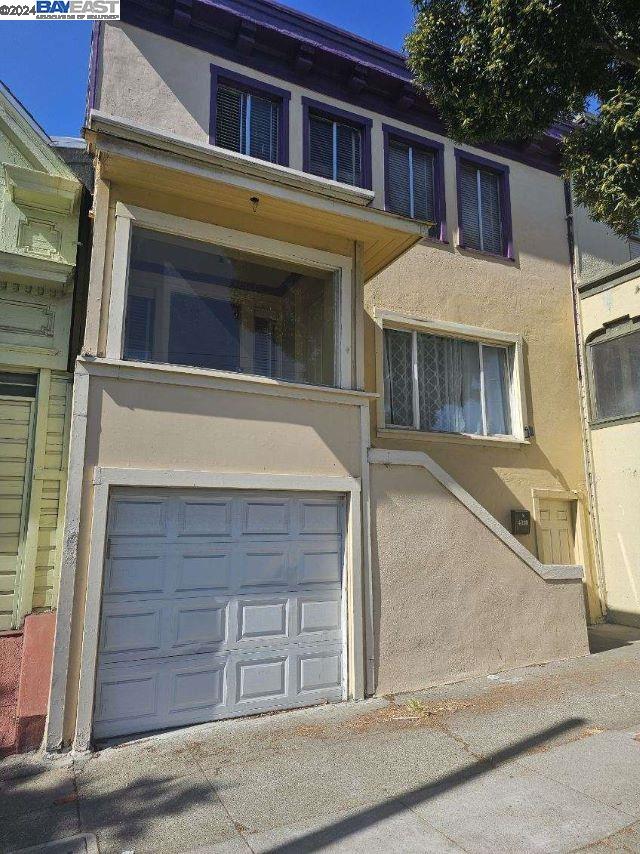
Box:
[93,489,346,740]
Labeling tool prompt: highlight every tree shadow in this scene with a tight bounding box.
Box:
[262,717,586,853]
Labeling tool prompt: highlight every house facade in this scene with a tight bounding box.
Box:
[570,196,640,629]
[0,83,84,754]
[47,0,595,752]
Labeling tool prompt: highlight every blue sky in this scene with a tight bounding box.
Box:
[0,0,415,138]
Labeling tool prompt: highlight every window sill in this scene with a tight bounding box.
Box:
[80,356,378,406]
[590,412,640,430]
[377,427,529,449]
[457,243,515,263]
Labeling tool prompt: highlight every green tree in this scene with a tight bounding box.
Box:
[405,0,640,236]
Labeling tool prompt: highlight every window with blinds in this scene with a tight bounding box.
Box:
[387,139,437,234]
[459,162,504,255]
[308,112,362,186]
[216,84,279,163]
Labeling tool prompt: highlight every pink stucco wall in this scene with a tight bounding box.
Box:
[0,632,23,756]
[0,612,56,755]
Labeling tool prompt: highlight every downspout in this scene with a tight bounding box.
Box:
[564,180,607,621]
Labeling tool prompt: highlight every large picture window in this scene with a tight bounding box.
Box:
[123,227,338,387]
[589,327,640,422]
[383,326,514,437]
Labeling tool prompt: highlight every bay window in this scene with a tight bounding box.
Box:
[383,326,516,438]
[122,226,339,387]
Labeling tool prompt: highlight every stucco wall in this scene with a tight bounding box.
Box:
[370,463,588,694]
[61,371,365,741]
[366,168,588,565]
[580,273,640,626]
[573,203,635,282]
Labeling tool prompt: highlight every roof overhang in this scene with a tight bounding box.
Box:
[87,111,429,281]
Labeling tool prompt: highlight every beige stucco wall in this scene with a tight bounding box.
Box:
[573,203,636,283]
[580,273,640,626]
[61,371,365,741]
[371,463,588,694]
[366,165,590,572]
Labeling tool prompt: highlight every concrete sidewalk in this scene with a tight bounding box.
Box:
[2,624,640,854]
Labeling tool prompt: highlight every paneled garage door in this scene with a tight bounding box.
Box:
[93,489,346,739]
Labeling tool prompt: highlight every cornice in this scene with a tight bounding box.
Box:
[0,249,75,292]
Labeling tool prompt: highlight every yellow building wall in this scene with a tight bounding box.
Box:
[580,271,640,626]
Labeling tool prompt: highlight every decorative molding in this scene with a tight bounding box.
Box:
[368,448,583,582]
[0,296,55,338]
[17,216,62,260]
[0,249,74,291]
[236,18,257,55]
[4,163,80,215]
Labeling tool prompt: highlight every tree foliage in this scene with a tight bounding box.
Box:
[405,0,640,236]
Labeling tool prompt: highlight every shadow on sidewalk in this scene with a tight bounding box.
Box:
[263,717,586,853]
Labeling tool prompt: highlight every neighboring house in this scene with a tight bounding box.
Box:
[566,193,640,629]
[47,1,598,752]
[0,82,86,754]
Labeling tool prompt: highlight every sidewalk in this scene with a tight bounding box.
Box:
[2,624,640,853]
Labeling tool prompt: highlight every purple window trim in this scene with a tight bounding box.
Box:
[454,148,514,261]
[301,96,373,190]
[85,21,102,125]
[209,63,291,166]
[382,124,447,242]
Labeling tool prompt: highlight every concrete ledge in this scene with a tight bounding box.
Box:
[368,448,583,582]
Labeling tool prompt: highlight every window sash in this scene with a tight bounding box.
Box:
[387,139,437,233]
[460,163,504,255]
[383,327,514,437]
[589,328,640,422]
[216,84,279,163]
[308,113,362,186]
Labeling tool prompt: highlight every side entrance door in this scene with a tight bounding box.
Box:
[537,498,576,565]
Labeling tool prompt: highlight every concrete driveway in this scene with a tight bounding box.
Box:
[2,624,640,854]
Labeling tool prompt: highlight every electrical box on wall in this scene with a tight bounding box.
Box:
[511,510,531,536]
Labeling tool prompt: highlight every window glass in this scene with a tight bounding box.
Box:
[216,84,279,163]
[590,329,640,421]
[384,328,514,437]
[308,112,362,186]
[123,228,337,387]
[460,163,503,255]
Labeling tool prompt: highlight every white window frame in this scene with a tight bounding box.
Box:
[107,203,353,390]
[374,309,528,445]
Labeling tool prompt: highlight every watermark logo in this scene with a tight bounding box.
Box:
[0,0,119,18]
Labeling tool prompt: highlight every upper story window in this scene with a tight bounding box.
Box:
[455,150,513,260]
[588,322,640,423]
[210,65,290,166]
[630,226,640,259]
[383,324,518,439]
[302,98,372,189]
[122,226,338,387]
[383,125,446,240]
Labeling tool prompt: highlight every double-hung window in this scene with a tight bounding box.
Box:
[456,151,513,259]
[303,99,372,188]
[588,323,640,423]
[384,127,445,239]
[383,325,517,438]
[210,66,289,166]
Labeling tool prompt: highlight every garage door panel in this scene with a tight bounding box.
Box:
[299,650,342,693]
[104,548,167,596]
[298,595,342,636]
[177,499,232,537]
[109,497,167,537]
[297,544,343,586]
[242,498,290,535]
[169,662,225,713]
[171,601,227,649]
[100,602,163,655]
[171,547,232,593]
[95,490,345,740]
[238,545,288,588]
[299,500,342,535]
[237,597,288,642]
